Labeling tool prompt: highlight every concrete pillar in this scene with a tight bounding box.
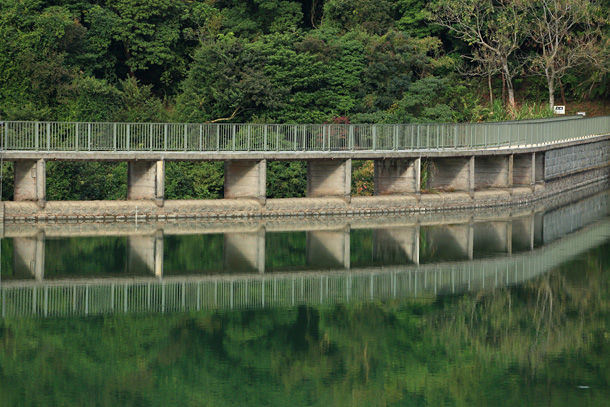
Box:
[306,227,350,269]
[513,153,535,186]
[535,153,545,183]
[128,233,163,276]
[373,226,420,264]
[427,157,474,196]
[374,159,420,195]
[307,159,351,201]
[14,159,46,207]
[224,159,266,202]
[224,228,265,273]
[127,160,165,205]
[13,232,45,280]
[474,156,511,188]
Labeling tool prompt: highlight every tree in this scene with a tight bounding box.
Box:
[430,0,529,111]
[528,0,607,109]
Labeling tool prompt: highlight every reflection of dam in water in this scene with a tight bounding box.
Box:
[1,191,609,318]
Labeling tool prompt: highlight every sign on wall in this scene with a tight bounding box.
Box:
[554,105,566,114]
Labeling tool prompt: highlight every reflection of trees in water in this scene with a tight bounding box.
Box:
[0,245,609,406]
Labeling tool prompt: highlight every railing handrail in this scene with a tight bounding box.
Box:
[2,116,609,153]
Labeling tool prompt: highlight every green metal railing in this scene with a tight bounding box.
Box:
[1,116,609,153]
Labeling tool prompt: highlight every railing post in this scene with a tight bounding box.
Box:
[126,124,130,152]
[247,125,251,152]
[294,125,297,151]
[46,122,50,151]
[199,125,203,151]
[75,123,79,152]
[350,125,355,151]
[264,125,268,151]
[113,123,117,151]
[454,125,458,149]
[393,125,397,151]
[184,124,188,151]
[149,124,153,151]
[276,125,279,152]
[164,124,168,151]
[372,125,377,151]
[232,125,236,151]
[322,126,326,151]
[87,123,91,151]
[35,122,39,151]
[216,125,220,151]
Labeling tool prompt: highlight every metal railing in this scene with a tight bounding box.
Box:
[2,116,609,153]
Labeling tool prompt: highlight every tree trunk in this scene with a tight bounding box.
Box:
[488,73,494,105]
[502,62,516,112]
[547,73,555,110]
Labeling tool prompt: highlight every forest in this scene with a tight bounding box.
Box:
[1,0,609,200]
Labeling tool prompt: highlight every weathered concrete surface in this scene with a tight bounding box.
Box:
[428,156,474,194]
[475,156,510,188]
[224,159,266,201]
[127,160,164,203]
[14,159,46,207]
[374,158,420,195]
[513,153,535,186]
[307,159,351,201]
[545,140,610,179]
[2,165,609,223]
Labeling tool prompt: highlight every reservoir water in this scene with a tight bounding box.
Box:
[1,190,610,406]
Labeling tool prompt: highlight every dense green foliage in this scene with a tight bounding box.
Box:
[0,0,609,199]
[0,240,609,406]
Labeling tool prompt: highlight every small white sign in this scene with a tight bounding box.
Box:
[554,105,566,114]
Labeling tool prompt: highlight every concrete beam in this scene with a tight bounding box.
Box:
[374,158,420,195]
[307,159,351,201]
[127,160,165,204]
[224,159,266,202]
[306,228,350,269]
[475,156,510,188]
[14,159,45,207]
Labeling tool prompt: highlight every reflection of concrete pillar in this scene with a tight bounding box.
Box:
[306,227,350,269]
[467,223,474,260]
[307,159,351,202]
[224,228,265,273]
[154,230,164,278]
[128,234,160,275]
[13,232,45,280]
[473,222,511,255]
[224,160,266,202]
[373,227,420,264]
[511,216,534,252]
[127,160,165,205]
[374,159,420,195]
[475,156,510,188]
[14,159,46,207]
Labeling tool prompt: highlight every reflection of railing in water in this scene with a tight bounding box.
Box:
[0,218,609,318]
[1,191,609,317]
